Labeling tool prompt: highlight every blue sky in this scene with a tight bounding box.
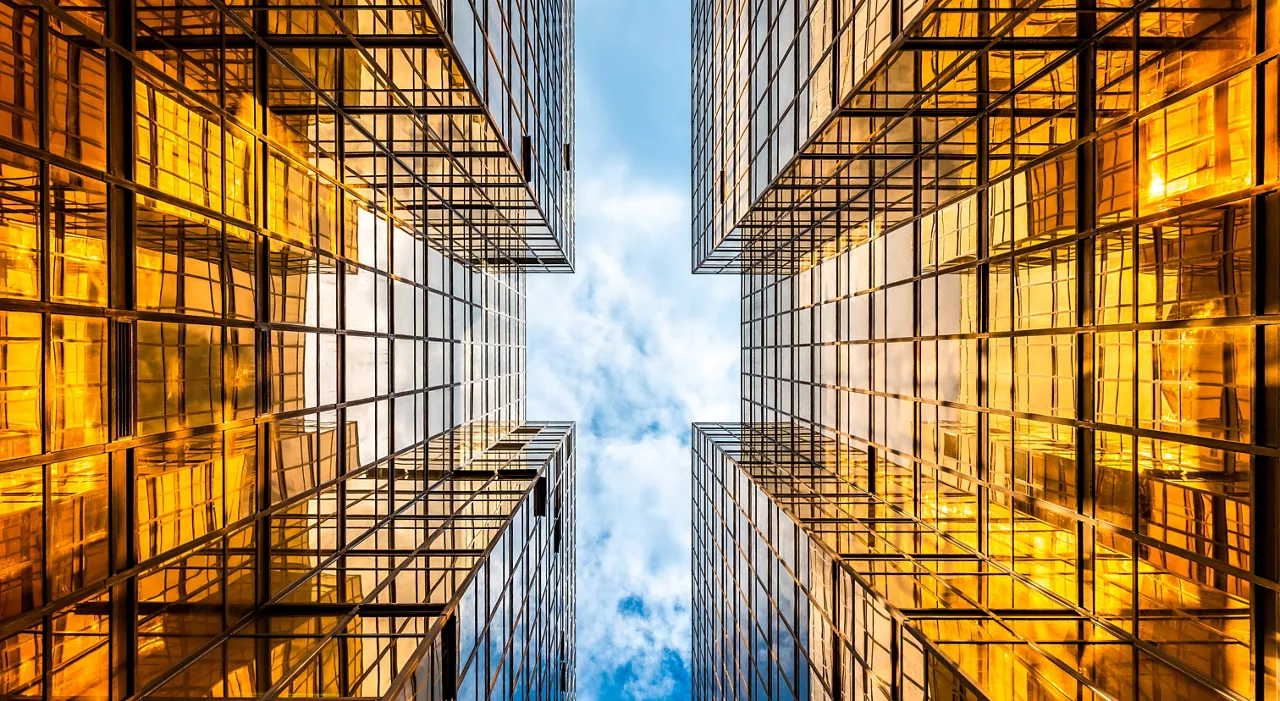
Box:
[526,2,740,698]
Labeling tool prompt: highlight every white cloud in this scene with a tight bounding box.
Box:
[527,157,738,699]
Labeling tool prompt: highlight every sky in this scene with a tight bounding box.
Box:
[525,2,740,699]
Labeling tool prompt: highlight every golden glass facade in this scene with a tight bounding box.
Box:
[0,0,575,697]
[691,0,1280,698]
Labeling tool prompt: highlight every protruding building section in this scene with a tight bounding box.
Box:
[692,0,1272,274]
[693,419,1275,699]
[692,0,1279,697]
[0,0,575,696]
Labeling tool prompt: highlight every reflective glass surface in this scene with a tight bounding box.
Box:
[0,0,575,697]
[692,0,1278,697]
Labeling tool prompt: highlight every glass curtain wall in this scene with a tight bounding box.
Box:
[692,0,1280,698]
[0,0,575,697]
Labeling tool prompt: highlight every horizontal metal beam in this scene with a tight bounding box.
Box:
[267,104,485,116]
[135,33,446,51]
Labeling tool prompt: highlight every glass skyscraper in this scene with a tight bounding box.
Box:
[691,0,1278,699]
[0,0,575,698]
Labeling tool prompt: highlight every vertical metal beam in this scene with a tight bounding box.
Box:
[442,612,458,699]
[1255,195,1280,701]
[1075,0,1098,618]
[251,6,274,693]
[974,35,991,560]
[1253,0,1277,680]
[830,557,843,701]
[105,0,136,693]
[36,14,52,692]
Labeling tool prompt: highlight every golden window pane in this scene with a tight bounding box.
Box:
[1096,431,1135,530]
[269,417,321,505]
[1139,73,1253,214]
[1095,530,1135,633]
[1137,438,1251,571]
[1137,0,1253,111]
[48,455,109,600]
[1096,230,1135,326]
[136,546,225,689]
[1015,244,1076,330]
[136,434,223,562]
[1137,326,1252,442]
[48,315,108,452]
[228,327,256,420]
[225,123,257,223]
[0,627,41,698]
[268,240,316,326]
[270,330,310,414]
[224,427,257,525]
[134,76,223,215]
[0,311,42,460]
[1096,125,1135,224]
[1096,31,1136,127]
[1022,153,1078,247]
[135,206,223,317]
[0,464,43,620]
[226,527,257,617]
[0,151,40,301]
[1013,418,1077,511]
[136,321,224,436]
[989,337,1015,413]
[1012,61,1078,160]
[137,32,223,103]
[1009,495,1078,602]
[48,25,108,170]
[936,268,979,335]
[1269,60,1279,183]
[988,260,1013,333]
[268,148,318,249]
[988,413,1015,494]
[49,596,109,700]
[1096,331,1135,426]
[936,194,972,266]
[1015,334,1076,418]
[1137,202,1251,322]
[226,226,258,322]
[48,168,108,306]
[1135,560,1252,697]
[0,3,38,144]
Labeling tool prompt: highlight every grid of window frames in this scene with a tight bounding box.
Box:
[692,423,986,701]
[691,0,862,271]
[0,0,575,696]
[435,0,576,268]
[693,0,1279,274]
[695,0,1280,697]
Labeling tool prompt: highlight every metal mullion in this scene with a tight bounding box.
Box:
[975,27,991,560]
[1254,0,1278,682]
[333,47,351,636]
[250,6,273,691]
[39,263,50,701]
[1075,0,1099,621]
[103,0,137,691]
[1257,322,1280,701]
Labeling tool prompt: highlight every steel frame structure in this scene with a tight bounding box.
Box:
[691,0,1280,698]
[0,0,576,697]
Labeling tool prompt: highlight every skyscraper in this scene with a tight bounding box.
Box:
[691,0,1277,699]
[0,0,575,697]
